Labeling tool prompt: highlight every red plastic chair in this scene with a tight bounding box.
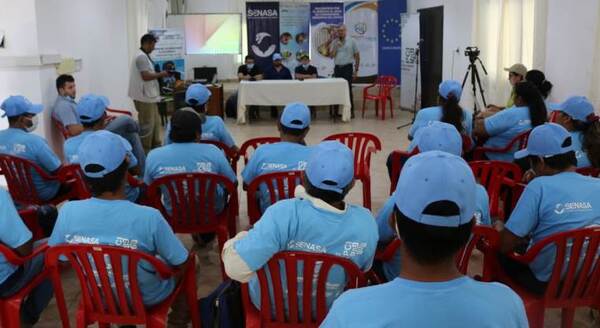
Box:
[387,150,413,195]
[0,155,86,207]
[496,227,600,328]
[469,160,522,221]
[0,242,49,328]
[52,117,71,140]
[241,251,368,327]
[361,76,397,120]
[246,170,303,225]
[106,108,133,117]
[323,132,382,209]
[576,167,600,177]
[145,172,238,279]
[199,140,240,173]
[239,137,281,165]
[45,244,200,328]
[473,130,531,160]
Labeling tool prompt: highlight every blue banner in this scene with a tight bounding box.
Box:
[378,0,406,81]
[279,3,310,75]
[310,3,344,77]
[246,2,280,72]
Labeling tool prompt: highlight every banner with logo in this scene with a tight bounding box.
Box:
[344,2,378,84]
[310,3,344,77]
[279,3,310,75]
[149,28,186,79]
[378,0,406,82]
[246,2,280,72]
[400,13,421,110]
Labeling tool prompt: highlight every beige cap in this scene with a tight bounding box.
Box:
[504,63,527,76]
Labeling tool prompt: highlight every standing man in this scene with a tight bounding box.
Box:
[328,25,360,118]
[128,33,169,153]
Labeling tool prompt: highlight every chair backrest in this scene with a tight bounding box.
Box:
[473,130,531,160]
[469,160,522,220]
[519,227,600,308]
[239,137,281,165]
[45,244,183,327]
[199,140,240,172]
[52,117,71,139]
[455,225,499,281]
[248,251,367,326]
[145,172,237,234]
[323,132,382,178]
[388,150,412,195]
[0,154,53,205]
[247,170,303,225]
[576,167,600,177]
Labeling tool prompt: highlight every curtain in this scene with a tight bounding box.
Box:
[473,0,537,107]
[589,2,600,111]
[126,0,149,61]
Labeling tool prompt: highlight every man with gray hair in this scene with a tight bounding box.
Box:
[328,25,360,118]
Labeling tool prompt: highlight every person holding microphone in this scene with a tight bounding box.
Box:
[328,25,360,119]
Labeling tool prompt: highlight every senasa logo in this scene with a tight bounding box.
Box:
[554,202,593,215]
[247,9,278,17]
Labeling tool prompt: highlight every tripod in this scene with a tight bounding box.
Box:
[461,56,488,117]
[397,41,421,129]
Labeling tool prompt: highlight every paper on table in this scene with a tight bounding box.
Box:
[57,58,76,74]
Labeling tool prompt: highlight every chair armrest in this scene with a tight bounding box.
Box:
[127,174,144,188]
[0,241,48,266]
[362,84,377,96]
[106,108,133,116]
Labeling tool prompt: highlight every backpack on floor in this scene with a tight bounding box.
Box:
[199,279,244,328]
[225,92,238,118]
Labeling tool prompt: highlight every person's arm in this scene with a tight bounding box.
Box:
[136,55,167,81]
[35,140,62,175]
[66,124,84,136]
[0,190,34,257]
[141,70,168,81]
[238,73,250,81]
[473,118,488,137]
[496,183,541,254]
[375,197,397,243]
[473,109,511,138]
[153,212,190,268]
[254,74,264,81]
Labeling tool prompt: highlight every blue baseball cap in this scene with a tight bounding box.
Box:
[77,130,132,178]
[514,123,573,159]
[280,102,311,129]
[185,84,212,106]
[413,121,462,156]
[550,96,596,122]
[273,53,283,61]
[394,151,476,227]
[0,96,43,118]
[306,141,354,194]
[77,94,109,123]
[438,80,462,101]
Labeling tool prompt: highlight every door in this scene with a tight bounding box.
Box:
[418,6,443,108]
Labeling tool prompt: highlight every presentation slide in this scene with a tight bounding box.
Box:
[167,14,241,55]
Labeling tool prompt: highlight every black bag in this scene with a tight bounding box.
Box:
[199,280,245,328]
[225,92,238,118]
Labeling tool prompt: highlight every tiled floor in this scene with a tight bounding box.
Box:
[35,89,597,327]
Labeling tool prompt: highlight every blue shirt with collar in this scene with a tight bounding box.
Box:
[144,142,237,212]
[375,184,490,282]
[264,66,293,80]
[483,106,532,161]
[48,198,188,305]
[0,189,33,285]
[234,194,378,316]
[571,131,592,168]
[163,115,236,147]
[52,95,80,126]
[0,128,61,201]
[505,171,600,281]
[321,277,528,328]
[242,142,313,213]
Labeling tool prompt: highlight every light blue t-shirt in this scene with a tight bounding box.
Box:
[52,95,80,127]
[234,197,378,315]
[408,106,473,143]
[48,198,188,305]
[571,131,592,168]
[321,277,528,328]
[375,185,490,282]
[242,142,313,213]
[163,116,236,148]
[0,128,61,201]
[483,106,532,161]
[505,172,600,282]
[144,142,237,213]
[0,189,33,285]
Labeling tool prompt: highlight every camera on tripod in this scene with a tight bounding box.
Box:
[464,46,480,63]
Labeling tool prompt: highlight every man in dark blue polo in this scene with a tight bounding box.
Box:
[264,53,292,118]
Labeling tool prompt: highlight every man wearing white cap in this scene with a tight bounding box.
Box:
[496,123,600,294]
[49,130,191,327]
[224,141,378,315]
[322,151,527,327]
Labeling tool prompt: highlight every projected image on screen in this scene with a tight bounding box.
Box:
[184,14,241,54]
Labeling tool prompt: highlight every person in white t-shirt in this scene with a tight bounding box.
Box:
[128,33,168,153]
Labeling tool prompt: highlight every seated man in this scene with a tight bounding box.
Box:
[52,74,145,172]
[163,84,238,153]
[242,102,313,213]
[294,54,318,80]
[64,94,141,202]
[0,188,53,326]
[223,141,378,314]
[238,55,263,120]
[48,130,191,327]
[496,123,600,294]
[264,53,293,118]
[322,151,527,327]
[0,95,64,201]
[375,121,490,282]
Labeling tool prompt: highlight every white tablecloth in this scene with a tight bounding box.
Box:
[236,78,351,124]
